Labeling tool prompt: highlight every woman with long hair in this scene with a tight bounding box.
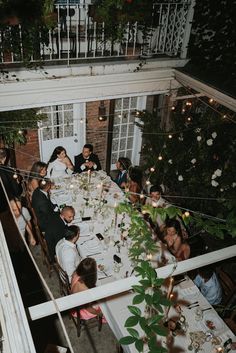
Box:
[71,258,106,321]
[28,161,47,195]
[47,146,74,178]
[163,219,190,261]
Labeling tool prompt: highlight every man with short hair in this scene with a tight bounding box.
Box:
[146,185,167,207]
[74,144,101,173]
[44,206,75,261]
[56,225,80,281]
[32,178,57,232]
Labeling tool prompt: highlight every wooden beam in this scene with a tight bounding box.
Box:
[28,244,236,321]
[174,70,236,112]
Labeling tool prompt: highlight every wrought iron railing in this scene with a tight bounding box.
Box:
[0,1,194,65]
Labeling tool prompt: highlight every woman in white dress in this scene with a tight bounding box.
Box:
[47,146,74,178]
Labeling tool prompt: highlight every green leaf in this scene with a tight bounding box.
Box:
[159,296,172,306]
[125,316,139,327]
[133,294,145,305]
[145,293,153,305]
[148,336,157,349]
[119,336,136,345]
[139,316,146,331]
[139,279,151,287]
[127,328,139,338]
[128,305,141,316]
[135,339,144,352]
[152,324,168,336]
[132,285,145,294]
[149,314,163,326]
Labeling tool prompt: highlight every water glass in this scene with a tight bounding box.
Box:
[195,308,203,321]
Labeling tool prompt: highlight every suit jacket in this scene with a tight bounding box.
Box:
[114,170,128,188]
[74,152,101,173]
[31,188,57,232]
[44,213,68,260]
[0,165,22,213]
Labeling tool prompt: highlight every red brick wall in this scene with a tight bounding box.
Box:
[15,130,40,172]
[86,100,110,170]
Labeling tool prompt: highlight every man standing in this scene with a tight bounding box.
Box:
[31,179,58,232]
[56,225,80,282]
[74,144,101,173]
[44,206,75,260]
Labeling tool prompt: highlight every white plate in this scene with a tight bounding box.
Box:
[203,312,224,332]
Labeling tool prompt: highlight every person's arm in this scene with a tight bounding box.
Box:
[26,222,36,246]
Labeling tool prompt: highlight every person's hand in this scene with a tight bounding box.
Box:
[88,161,94,169]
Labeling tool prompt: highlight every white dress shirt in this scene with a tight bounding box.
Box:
[194,272,222,305]
[56,238,80,282]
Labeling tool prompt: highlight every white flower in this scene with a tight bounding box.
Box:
[195,128,201,133]
[168,159,173,164]
[212,132,217,139]
[207,139,213,146]
[197,136,202,141]
[232,182,236,188]
[179,136,184,141]
[215,169,222,177]
[211,174,217,179]
[211,180,219,187]
[178,175,183,181]
[191,158,197,164]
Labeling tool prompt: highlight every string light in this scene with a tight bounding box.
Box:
[150,167,155,172]
[186,101,192,106]
[209,98,214,103]
[187,117,192,121]
[171,106,175,111]
[152,201,158,207]
[182,108,186,113]
[146,180,151,185]
[168,134,173,139]
[184,211,190,217]
[18,129,23,135]
[69,184,74,189]
[147,253,153,260]
[41,179,46,185]
[13,171,18,179]
[140,192,145,199]
[80,118,83,124]
[158,155,163,161]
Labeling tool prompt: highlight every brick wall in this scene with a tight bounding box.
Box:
[15,130,40,172]
[86,100,110,171]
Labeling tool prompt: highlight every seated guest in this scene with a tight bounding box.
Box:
[146,185,167,207]
[47,146,74,178]
[32,178,58,232]
[71,258,106,322]
[126,166,143,204]
[74,144,101,174]
[163,219,190,261]
[28,161,47,197]
[56,225,80,282]
[10,199,36,246]
[114,157,131,188]
[193,266,222,305]
[0,148,23,213]
[45,206,75,260]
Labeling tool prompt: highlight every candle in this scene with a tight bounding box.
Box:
[114,202,118,229]
[99,182,103,201]
[87,169,91,184]
[167,277,174,299]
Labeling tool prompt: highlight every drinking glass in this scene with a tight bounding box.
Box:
[195,308,203,321]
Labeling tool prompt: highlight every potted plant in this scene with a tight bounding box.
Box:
[91,0,155,55]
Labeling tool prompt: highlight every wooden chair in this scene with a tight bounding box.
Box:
[30,206,54,277]
[217,269,236,304]
[54,260,103,337]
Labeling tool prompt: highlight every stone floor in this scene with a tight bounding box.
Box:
[19,245,118,353]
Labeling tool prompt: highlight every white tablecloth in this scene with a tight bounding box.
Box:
[100,277,236,353]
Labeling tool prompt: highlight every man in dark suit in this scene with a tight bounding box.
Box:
[44,206,75,261]
[114,157,131,189]
[74,144,101,173]
[32,179,58,232]
[0,148,23,213]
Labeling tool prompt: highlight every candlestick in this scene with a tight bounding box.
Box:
[114,202,118,229]
[167,277,174,299]
[87,169,91,184]
[99,182,103,201]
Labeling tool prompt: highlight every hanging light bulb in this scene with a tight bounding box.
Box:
[152,201,158,207]
[150,167,155,172]
[182,108,186,113]
[80,118,83,124]
[186,101,192,106]
[223,114,227,119]
[13,171,18,179]
[118,113,122,118]
[146,180,151,185]
[187,117,192,121]
[136,110,140,116]
[168,134,173,139]
[209,98,214,103]
[147,253,153,260]
[140,192,145,199]
[41,179,46,185]
[171,106,175,111]
[98,100,107,121]
[158,155,163,161]
[184,211,190,217]
[69,183,74,189]
[18,129,23,135]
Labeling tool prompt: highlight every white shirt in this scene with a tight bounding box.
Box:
[56,238,80,282]
[17,207,31,235]
[194,272,222,305]
[146,196,169,226]
[47,159,73,178]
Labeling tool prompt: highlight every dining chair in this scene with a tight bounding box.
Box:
[217,269,236,304]
[54,260,103,337]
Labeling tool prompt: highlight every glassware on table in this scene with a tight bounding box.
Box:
[195,308,203,321]
[103,236,110,251]
[89,222,94,234]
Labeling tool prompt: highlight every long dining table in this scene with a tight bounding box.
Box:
[50,171,236,353]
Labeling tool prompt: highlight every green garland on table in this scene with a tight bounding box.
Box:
[116,202,181,353]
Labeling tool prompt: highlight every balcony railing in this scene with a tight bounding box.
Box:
[0,1,194,65]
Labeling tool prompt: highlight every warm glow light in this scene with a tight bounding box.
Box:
[18,129,23,135]
[209,98,214,103]
[182,108,185,113]
[168,134,173,139]
[147,253,153,260]
[186,101,192,106]
[158,155,163,160]
[118,114,122,118]
[171,106,175,111]
[187,117,192,121]
[184,211,190,217]
[80,118,83,124]
[13,173,18,179]
[223,114,227,119]
[41,179,46,185]
[140,193,145,199]
[150,167,155,172]
[152,201,158,207]
[146,180,151,185]
[69,184,74,189]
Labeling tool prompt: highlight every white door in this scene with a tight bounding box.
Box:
[38,103,86,164]
[110,96,147,170]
